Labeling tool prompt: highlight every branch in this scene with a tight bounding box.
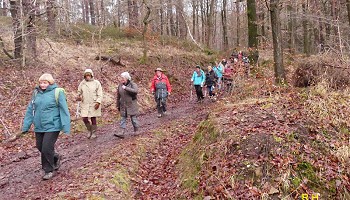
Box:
[0,36,14,59]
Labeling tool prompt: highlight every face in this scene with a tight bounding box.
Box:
[156,70,162,76]
[208,66,212,71]
[195,68,200,72]
[39,80,50,90]
[120,76,128,84]
[84,73,92,81]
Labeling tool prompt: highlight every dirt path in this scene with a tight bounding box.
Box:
[0,99,208,199]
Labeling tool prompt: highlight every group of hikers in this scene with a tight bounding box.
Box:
[20,51,250,180]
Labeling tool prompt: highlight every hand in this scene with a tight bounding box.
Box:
[76,96,82,101]
[122,85,126,90]
[152,91,155,95]
[21,131,28,135]
[94,103,100,110]
[168,92,171,96]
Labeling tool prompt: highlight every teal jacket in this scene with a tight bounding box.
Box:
[22,84,71,134]
[191,70,206,86]
[213,65,223,78]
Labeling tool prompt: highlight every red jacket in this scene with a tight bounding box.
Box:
[150,74,172,93]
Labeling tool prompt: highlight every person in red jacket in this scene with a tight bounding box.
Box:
[150,67,172,117]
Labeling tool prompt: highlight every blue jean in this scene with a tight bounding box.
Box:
[120,115,139,129]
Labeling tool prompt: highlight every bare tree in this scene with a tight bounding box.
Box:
[347,0,350,26]
[47,0,56,36]
[127,0,139,29]
[9,0,22,59]
[270,0,286,84]
[221,0,228,50]
[247,0,258,64]
[176,0,187,38]
[89,0,96,25]
[23,0,37,59]
[141,0,151,62]
[1,0,6,16]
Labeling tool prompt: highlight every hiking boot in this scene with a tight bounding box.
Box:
[90,125,97,139]
[42,172,54,180]
[85,123,92,138]
[54,154,61,171]
[114,129,125,138]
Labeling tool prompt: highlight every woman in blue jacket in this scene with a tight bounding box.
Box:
[191,65,206,102]
[22,73,71,180]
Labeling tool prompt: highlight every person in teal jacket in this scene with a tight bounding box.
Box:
[213,60,225,91]
[22,73,70,180]
[191,65,206,102]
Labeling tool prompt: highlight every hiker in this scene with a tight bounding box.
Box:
[22,73,70,180]
[191,65,206,102]
[76,69,103,139]
[115,72,139,138]
[150,67,172,117]
[205,66,217,98]
[243,56,250,77]
[223,64,234,92]
[213,59,224,91]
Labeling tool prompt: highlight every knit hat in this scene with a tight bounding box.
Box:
[121,71,131,80]
[39,73,55,84]
[84,69,94,77]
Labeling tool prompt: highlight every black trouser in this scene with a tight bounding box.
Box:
[155,96,167,114]
[194,85,204,100]
[83,117,96,125]
[35,132,59,173]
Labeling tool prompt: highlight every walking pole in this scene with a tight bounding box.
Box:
[75,101,80,120]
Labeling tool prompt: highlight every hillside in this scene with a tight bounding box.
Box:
[0,23,349,199]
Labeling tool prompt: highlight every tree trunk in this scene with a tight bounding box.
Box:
[47,0,56,36]
[347,0,350,26]
[206,0,215,48]
[270,0,285,84]
[82,0,86,22]
[1,0,6,16]
[10,0,22,59]
[127,0,139,29]
[89,0,96,25]
[167,0,176,36]
[84,0,90,23]
[192,0,196,40]
[247,0,258,64]
[176,0,186,38]
[100,0,105,25]
[23,0,37,59]
[302,0,310,56]
[142,0,151,63]
[221,0,228,50]
[236,0,240,47]
[287,3,295,53]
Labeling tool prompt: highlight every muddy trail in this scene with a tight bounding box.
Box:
[0,99,209,199]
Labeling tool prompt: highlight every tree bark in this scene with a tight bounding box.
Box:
[23,0,37,59]
[270,0,285,84]
[302,0,310,56]
[1,0,6,16]
[236,0,240,47]
[89,0,96,25]
[176,0,186,38]
[127,0,139,29]
[10,0,22,59]
[47,0,56,36]
[84,0,90,23]
[221,0,228,50]
[192,0,196,40]
[347,0,350,26]
[247,0,258,64]
[206,0,215,48]
[167,0,176,36]
[287,3,295,53]
[142,0,151,62]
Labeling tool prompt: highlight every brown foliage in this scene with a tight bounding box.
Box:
[293,55,350,89]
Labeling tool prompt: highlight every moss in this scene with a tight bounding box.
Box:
[177,119,219,197]
[110,171,130,194]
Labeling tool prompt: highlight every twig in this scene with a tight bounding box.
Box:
[0,118,12,139]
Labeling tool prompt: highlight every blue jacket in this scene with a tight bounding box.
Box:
[213,65,223,78]
[191,70,206,86]
[22,84,71,134]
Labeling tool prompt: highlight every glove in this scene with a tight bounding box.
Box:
[94,103,100,110]
[122,85,126,90]
[168,92,171,96]
[76,96,82,101]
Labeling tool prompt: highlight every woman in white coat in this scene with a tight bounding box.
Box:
[77,69,103,139]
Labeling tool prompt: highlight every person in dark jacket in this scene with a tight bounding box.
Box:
[205,66,218,98]
[115,72,139,138]
[22,73,71,180]
[150,68,172,117]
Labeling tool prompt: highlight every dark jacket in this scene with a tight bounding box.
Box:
[117,80,139,117]
[205,70,217,86]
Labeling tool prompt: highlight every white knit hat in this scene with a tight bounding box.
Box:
[120,72,131,80]
[39,73,55,84]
